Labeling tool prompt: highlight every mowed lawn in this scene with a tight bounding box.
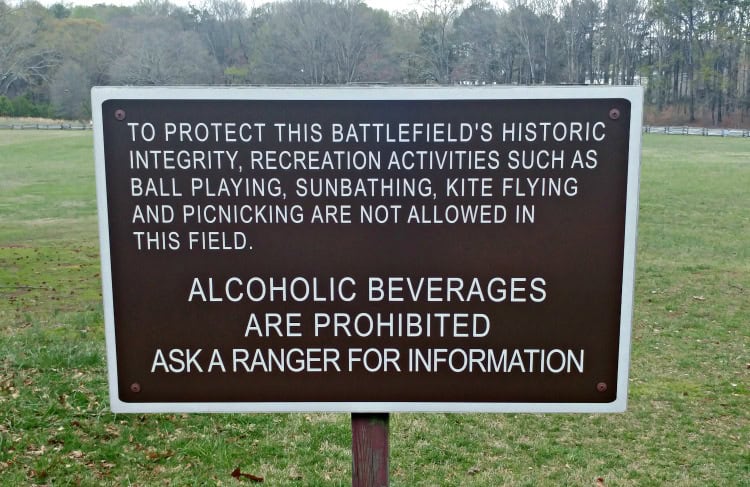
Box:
[0,130,748,485]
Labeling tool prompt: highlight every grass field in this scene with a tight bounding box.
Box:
[0,130,748,485]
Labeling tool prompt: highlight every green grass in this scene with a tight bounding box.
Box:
[1,130,748,485]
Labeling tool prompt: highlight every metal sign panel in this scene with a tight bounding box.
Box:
[92,86,642,413]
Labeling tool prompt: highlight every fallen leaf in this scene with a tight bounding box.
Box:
[69,450,84,459]
[467,465,481,475]
[147,449,174,461]
[27,445,46,456]
[29,468,48,480]
[596,477,605,486]
[105,424,121,438]
[231,467,264,482]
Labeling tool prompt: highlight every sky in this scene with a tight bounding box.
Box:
[36,0,424,13]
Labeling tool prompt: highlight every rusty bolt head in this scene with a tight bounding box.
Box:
[114,109,126,121]
[609,108,620,120]
[130,382,141,393]
[596,382,608,393]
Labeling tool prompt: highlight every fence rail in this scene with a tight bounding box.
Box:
[643,125,750,137]
[0,123,91,130]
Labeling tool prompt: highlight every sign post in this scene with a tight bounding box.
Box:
[93,85,641,480]
[352,413,389,487]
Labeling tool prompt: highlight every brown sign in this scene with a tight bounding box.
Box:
[93,87,642,413]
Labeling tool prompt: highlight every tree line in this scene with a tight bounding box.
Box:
[1,0,749,126]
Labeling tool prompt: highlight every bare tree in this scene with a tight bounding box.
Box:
[108,18,220,85]
[561,0,600,83]
[506,0,542,84]
[190,0,253,76]
[0,2,59,96]
[452,0,503,84]
[532,0,562,83]
[250,0,331,84]
[404,0,464,83]
[601,0,649,84]
[49,60,89,119]
[323,0,391,83]
[252,0,390,85]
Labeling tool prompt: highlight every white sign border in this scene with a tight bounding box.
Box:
[92,85,642,414]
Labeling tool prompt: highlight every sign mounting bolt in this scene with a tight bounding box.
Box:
[608,108,620,120]
[114,109,126,121]
[130,382,141,393]
[596,382,608,393]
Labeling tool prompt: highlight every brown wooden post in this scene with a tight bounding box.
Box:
[352,413,389,487]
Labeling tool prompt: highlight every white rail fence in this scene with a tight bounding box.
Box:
[643,126,750,137]
[0,122,91,130]
[1,122,749,137]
